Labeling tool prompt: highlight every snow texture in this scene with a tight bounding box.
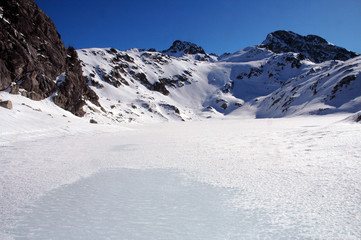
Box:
[1,114,361,239]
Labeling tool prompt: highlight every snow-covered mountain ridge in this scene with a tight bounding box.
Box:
[0,0,360,124]
[67,35,360,124]
[1,32,360,125]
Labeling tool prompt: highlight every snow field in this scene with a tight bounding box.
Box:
[1,114,361,239]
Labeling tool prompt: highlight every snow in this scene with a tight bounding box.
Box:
[1,37,361,239]
[255,56,361,117]
[1,111,361,239]
[70,44,361,124]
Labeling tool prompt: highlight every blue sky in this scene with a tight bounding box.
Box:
[34,0,361,55]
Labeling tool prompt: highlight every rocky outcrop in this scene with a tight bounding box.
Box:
[53,47,100,116]
[0,0,99,116]
[162,40,207,57]
[260,30,358,63]
[0,0,65,94]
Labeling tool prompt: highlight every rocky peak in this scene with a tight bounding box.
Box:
[163,40,206,55]
[260,30,358,63]
[0,0,99,116]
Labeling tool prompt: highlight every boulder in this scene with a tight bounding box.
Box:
[0,100,12,109]
[10,84,19,94]
[89,119,98,124]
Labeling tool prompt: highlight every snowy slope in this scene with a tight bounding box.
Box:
[256,56,361,117]
[75,37,361,123]
[77,47,222,123]
[1,32,360,125]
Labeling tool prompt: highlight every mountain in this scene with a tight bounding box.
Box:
[162,40,216,61]
[0,0,360,123]
[76,40,360,123]
[163,40,206,56]
[260,30,358,63]
[0,0,99,116]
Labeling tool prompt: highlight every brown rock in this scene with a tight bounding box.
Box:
[0,100,12,109]
[26,92,43,101]
[10,84,19,94]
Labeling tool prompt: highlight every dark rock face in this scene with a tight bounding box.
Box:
[261,30,358,63]
[357,115,361,123]
[0,0,99,116]
[53,47,100,116]
[0,0,65,93]
[163,40,206,55]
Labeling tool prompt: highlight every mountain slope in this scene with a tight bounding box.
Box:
[256,56,361,117]
[0,0,360,124]
[75,38,360,123]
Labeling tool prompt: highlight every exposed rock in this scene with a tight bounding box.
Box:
[134,73,151,87]
[0,100,12,109]
[113,53,134,63]
[25,91,43,100]
[158,74,190,89]
[53,47,100,117]
[151,81,169,96]
[0,0,65,94]
[134,73,170,96]
[162,40,212,60]
[89,119,98,124]
[90,79,104,89]
[220,103,228,110]
[0,0,100,117]
[222,81,234,93]
[234,102,243,107]
[357,115,361,122]
[160,104,180,114]
[285,55,302,68]
[163,40,206,55]
[10,84,19,94]
[248,67,263,78]
[261,30,358,63]
[330,75,357,100]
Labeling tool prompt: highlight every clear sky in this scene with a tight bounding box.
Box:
[33,0,361,55]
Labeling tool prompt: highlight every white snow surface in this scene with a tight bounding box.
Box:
[1,44,361,239]
[1,109,361,239]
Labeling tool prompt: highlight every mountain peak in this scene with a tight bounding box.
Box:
[262,30,329,46]
[260,30,358,63]
[162,40,206,56]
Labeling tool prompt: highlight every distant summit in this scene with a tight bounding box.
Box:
[260,30,358,63]
[162,40,206,56]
